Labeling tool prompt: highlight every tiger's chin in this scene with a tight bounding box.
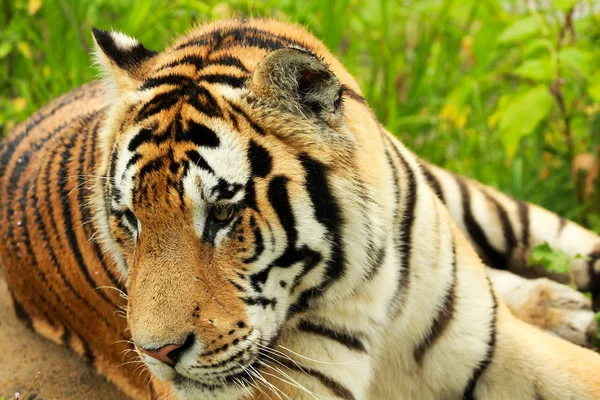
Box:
[147,353,262,400]
[172,373,255,400]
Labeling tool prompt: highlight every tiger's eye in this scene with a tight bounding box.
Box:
[212,207,234,222]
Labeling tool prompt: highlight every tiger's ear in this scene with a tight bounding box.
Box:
[250,48,343,116]
[91,27,157,91]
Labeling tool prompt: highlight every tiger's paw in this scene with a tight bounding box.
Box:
[487,268,598,347]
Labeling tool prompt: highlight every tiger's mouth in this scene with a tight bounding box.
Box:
[173,362,258,388]
[171,348,262,390]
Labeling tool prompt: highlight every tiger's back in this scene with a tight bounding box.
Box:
[0,82,147,397]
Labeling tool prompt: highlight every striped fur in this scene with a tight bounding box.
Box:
[1,19,600,400]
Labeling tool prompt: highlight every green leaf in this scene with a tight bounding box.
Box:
[529,242,573,274]
[558,47,592,79]
[0,41,13,59]
[498,16,541,44]
[514,58,553,82]
[524,38,554,58]
[498,86,554,158]
[553,0,579,11]
[589,75,600,103]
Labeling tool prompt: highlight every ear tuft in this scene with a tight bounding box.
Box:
[250,48,342,115]
[91,27,157,91]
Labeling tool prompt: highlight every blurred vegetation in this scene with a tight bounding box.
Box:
[1,0,600,229]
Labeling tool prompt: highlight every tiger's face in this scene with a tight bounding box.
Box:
[91,24,373,398]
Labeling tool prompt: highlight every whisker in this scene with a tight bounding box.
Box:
[249,364,287,400]
[277,344,370,366]
[250,341,306,372]
[96,285,128,299]
[258,360,322,400]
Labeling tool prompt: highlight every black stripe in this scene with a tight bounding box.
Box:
[58,121,120,308]
[31,158,123,339]
[5,122,67,240]
[386,136,417,315]
[383,145,401,255]
[80,331,96,363]
[80,119,126,292]
[462,278,497,399]
[298,154,345,283]
[179,120,220,148]
[188,85,223,118]
[0,85,98,180]
[227,101,265,135]
[482,190,517,262]
[249,176,295,292]
[298,320,367,353]
[518,200,530,248]
[228,278,246,293]
[242,217,264,264]
[137,157,165,182]
[137,83,223,120]
[26,156,80,324]
[456,177,507,270]
[14,175,66,328]
[197,73,246,88]
[155,54,250,74]
[288,155,346,315]
[249,175,323,298]
[268,176,297,246]
[421,165,445,203]
[125,153,143,171]
[239,295,277,309]
[414,240,456,365]
[107,146,119,192]
[341,85,366,103]
[244,179,257,210]
[248,140,273,178]
[186,150,214,174]
[156,54,205,71]
[557,217,567,235]
[61,325,72,346]
[128,128,154,152]
[175,27,297,53]
[206,55,249,73]
[38,132,123,338]
[136,89,182,122]
[9,292,34,330]
[140,74,196,91]
[278,359,356,400]
[365,245,386,281]
[587,251,600,311]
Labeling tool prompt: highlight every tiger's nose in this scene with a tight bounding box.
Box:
[139,334,195,366]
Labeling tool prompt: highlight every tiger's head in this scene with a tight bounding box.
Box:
[91,20,387,399]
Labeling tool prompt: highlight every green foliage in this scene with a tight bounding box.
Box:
[498,86,555,157]
[529,242,578,275]
[1,0,600,228]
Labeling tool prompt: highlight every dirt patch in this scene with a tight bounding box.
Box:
[0,276,128,399]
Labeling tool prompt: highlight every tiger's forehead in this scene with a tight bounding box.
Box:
[113,106,251,210]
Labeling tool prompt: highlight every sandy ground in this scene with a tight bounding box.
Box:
[0,273,128,400]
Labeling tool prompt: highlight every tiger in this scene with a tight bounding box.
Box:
[2,18,600,400]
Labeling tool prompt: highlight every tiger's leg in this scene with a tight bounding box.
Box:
[486,267,597,347]
[421,162,600,307]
